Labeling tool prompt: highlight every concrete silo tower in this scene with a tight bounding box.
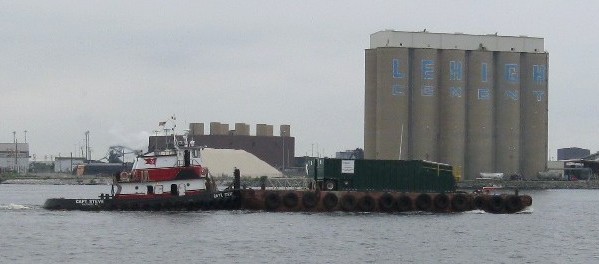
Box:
[364,30,547,179]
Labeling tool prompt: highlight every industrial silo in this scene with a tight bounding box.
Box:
[280,124,291,137]
[364,49,378,159]
[189,123,205,136]
[520,52,548,178]
[365,30,547,179]
[375,47,410,159]
[409,48,439,161]
[235,123,250,136]
[495,51,521,176]
[438,49,467,173]
[465,51,495,179]
[210,122,222,135]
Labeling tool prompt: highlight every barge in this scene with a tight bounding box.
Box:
[43,126,532,214]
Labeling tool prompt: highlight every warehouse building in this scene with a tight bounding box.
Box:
[557,147,590,161]
[364,30,548,179]
[0,143,30,173]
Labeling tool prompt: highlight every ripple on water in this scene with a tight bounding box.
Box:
[0,203,32,210]
[1,186,599,263]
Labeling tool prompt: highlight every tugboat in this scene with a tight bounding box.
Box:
[43,126,240,211]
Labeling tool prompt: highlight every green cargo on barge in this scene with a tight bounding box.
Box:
[307,158,456,193]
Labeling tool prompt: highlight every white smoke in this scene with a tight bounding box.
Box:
[108,125,151,154]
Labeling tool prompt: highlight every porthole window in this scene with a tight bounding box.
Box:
[135,186,139,190]
[187,183,190,186]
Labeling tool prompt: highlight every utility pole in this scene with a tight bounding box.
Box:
[281,137,288,171]
[85,131,90,163]
[13,131,17,172]
[280,126,288,170]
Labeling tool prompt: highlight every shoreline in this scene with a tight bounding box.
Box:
[457,179,599,190]
[3,174,599,190]
[0,173,113,185]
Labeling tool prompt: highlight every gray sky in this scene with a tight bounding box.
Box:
[1,1,597,161]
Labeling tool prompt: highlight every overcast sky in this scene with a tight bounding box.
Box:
[1,1,598,162]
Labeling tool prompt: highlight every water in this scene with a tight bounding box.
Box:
[1,185,598,264]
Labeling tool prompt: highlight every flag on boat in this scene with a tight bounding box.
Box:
[159,121,166,126]
[144,157,157,165]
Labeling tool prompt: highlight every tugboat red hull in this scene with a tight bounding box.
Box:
[43,190,240,211]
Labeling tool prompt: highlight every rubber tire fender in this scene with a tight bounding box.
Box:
[415,193,433,211]
[264,192,281,211]
[322,192,338,210]
[282,192,299,209]
[487,195,505,214]
[378,193,395,212]
[340,194,357,212]
[505,195,523,213]
[450,193,470,212]
[302,192,318,209]
[473,196,486,210]
[396,194,413,212]
[357,195,376,212]
[433,193,450,211]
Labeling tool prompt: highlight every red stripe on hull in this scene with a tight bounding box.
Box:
[131,166,203,182]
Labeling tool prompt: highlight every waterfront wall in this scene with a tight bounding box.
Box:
[457,180,599,190]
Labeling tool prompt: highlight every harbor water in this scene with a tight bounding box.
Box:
[1,184,598,263]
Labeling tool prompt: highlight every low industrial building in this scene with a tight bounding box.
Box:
[557,147,590,160]
[0,143,29,173]
[54,157,86,173]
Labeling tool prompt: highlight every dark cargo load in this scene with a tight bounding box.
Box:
[307,158,456,193]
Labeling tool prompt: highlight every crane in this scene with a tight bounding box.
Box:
[101,145,143,163]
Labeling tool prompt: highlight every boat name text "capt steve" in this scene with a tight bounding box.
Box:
[75,199,104,205]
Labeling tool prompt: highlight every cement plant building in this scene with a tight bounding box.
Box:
[149,122,294,170]
[364,30,548,180]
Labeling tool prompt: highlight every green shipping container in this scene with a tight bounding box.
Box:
[307,158,456,193]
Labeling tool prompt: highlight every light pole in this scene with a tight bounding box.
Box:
[13,131,18,173]
[85,131,90,163]
[280,126,289,171]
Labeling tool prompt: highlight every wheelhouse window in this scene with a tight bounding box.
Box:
[170,184,178,196]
